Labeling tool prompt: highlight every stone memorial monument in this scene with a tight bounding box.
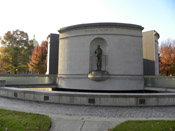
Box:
[57,23,144,91]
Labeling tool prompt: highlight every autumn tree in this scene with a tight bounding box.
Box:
[0,30,34,74]
[0,54,5,74]
[28,41,48,74]
[0,48,6,74]
[159,39,175,76]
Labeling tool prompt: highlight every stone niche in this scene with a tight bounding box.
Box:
[58,23,144,91]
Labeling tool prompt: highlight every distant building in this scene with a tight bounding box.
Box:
[142,30,160,75]
[33,35,39,47]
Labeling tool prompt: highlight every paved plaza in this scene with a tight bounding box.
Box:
[0,96,175,131]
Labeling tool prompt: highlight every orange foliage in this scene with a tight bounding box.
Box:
[28,41,48,74]
[159,40,175,75]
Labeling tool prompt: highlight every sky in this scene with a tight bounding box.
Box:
[0,0,174,45]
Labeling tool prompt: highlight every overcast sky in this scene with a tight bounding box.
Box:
[0,0,174,44]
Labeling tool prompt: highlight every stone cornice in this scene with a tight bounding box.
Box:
[58,22,144,33]
[154,30,160,39]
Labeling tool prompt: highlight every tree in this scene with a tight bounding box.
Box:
[0,30,34,74]
[28,41,48,74]
[0,54,5,74]
[159,39,175,76]
[0,47,6,74]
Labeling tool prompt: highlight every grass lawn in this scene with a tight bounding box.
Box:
[0,108,51,131]
[112,120,175,131]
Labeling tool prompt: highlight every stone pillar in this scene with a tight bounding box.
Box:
[142,30,160,75]
[46,34,59,74]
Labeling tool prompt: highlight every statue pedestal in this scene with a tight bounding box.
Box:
[88,71,109,81]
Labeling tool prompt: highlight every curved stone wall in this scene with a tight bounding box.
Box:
[1,87,175,107]
[58,23,144,90]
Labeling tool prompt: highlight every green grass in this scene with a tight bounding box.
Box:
[0,108,51,131]
[112,120,175,131]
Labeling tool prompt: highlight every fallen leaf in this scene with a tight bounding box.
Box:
[9,114,15,117]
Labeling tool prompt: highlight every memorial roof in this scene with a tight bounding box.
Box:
[59,22,144,33]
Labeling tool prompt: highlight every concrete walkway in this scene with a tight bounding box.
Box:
[0,97,175,131]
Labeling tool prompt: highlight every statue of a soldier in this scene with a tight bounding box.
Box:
[95,45,103,71]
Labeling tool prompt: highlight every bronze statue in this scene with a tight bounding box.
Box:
[95,45,103,71]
